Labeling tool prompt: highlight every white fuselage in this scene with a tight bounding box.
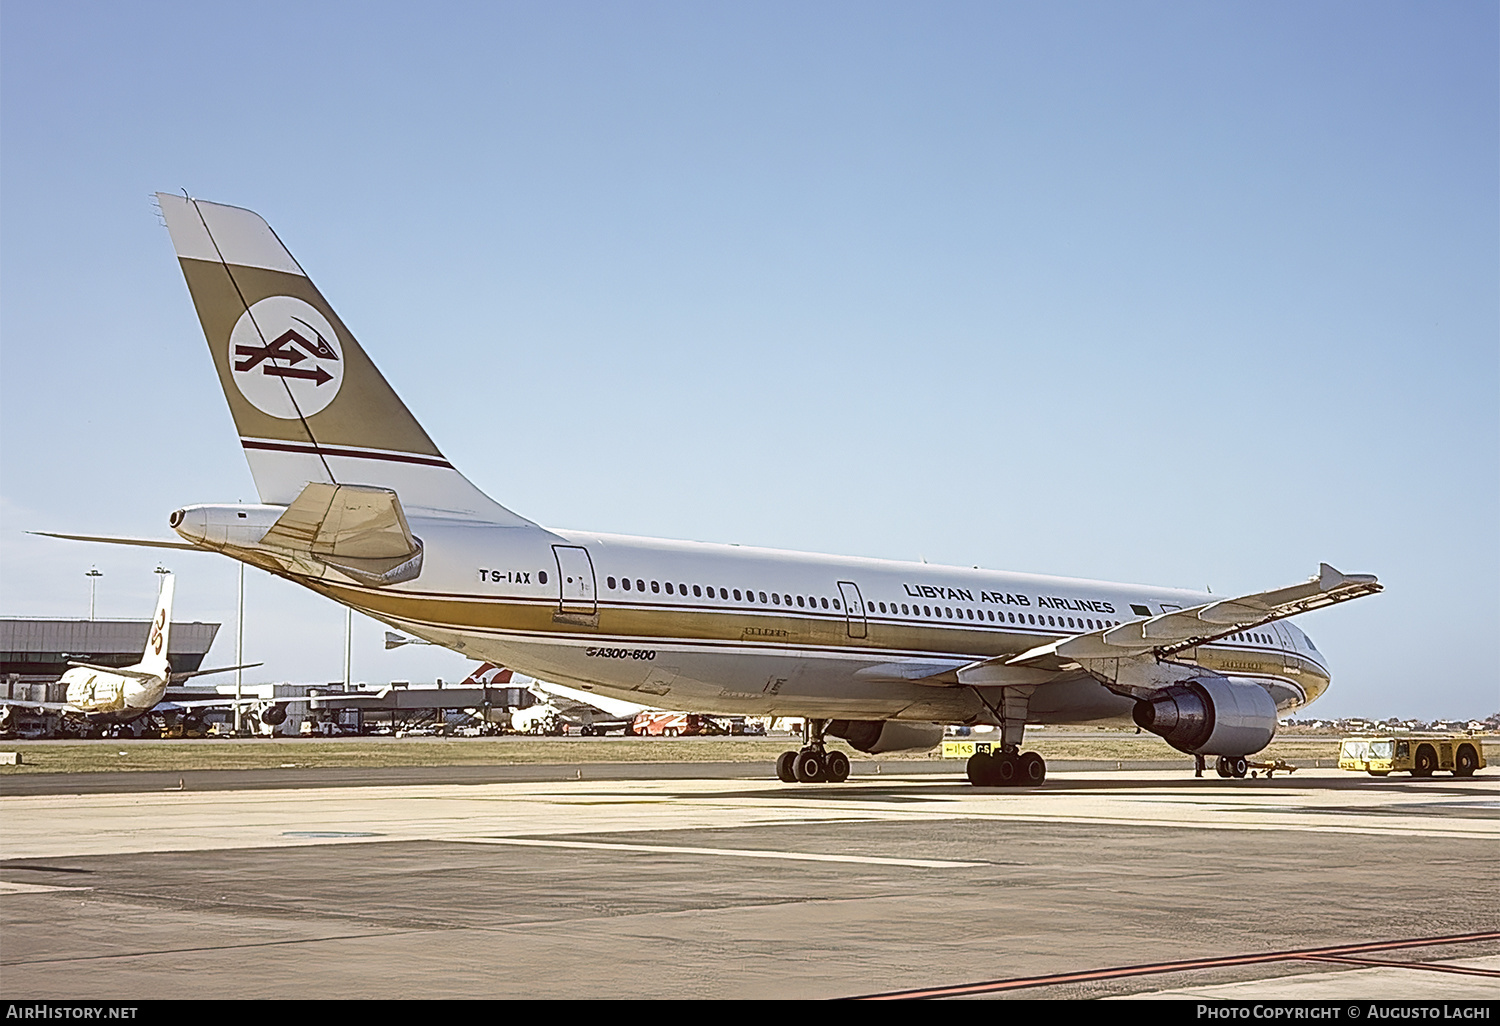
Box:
[177,508,1332,727]
[60,666,167,720]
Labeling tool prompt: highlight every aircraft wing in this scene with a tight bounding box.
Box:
[996,562,1381,672]
[160,695,305,710]
[30,531,203,550]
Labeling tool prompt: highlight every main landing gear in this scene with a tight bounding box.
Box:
[1215,755,1249,779]
[775,719,851,784]
[966,747,1046,787]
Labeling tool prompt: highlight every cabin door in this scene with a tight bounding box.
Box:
[552,546,597,616]
[837,581,868,639]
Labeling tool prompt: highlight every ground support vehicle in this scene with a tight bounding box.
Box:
[1338,734,1486,777]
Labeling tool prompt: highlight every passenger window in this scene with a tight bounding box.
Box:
[772,593,780,604]
[796,596,805,607]
[833,599,840,610]
[607,577,617,589]
[665,582,674,594]
[821,597,829,609]
[651,581,660,593]
[693,585,702,597]
[759,591,768,603]
[733,589,742,601]
[784,595,792,606]
[622,578,631,591]
[636,579,645,592]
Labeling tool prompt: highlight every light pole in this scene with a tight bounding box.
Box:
[86,567,103,620]
[344,606,353,690]
[235,561,245,734]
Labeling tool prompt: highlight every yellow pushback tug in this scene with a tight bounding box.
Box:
[1338,734,1486,777]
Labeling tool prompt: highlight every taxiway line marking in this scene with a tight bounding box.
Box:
[853,930,1500,999]
[1300,954,1500,978]
[461,837,984,868]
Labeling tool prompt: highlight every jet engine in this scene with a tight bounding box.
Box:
[827,720,945,754]
[1132,678,1277,756]
[259,704,288,726]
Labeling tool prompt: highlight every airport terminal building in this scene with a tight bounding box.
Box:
[1,617,219,700]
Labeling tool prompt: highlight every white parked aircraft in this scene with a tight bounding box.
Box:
[0,573,266,735]
[47,196,1382,783]
[452,660,648,735]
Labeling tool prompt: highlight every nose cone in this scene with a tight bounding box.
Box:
[170,506,209,545]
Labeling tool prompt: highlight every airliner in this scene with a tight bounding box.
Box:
[48,195,1382,784]
[0,573,267,735]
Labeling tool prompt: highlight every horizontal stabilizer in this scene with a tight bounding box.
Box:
[0,698,76,712]
[260,482,423,585]
[65,662,164,682]
[169,662,264,682]
[31,531,203,551]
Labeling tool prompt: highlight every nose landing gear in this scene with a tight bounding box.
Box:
[774,719,852,784]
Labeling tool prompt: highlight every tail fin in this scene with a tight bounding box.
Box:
[155,193,533,526]
[140,573,175,676]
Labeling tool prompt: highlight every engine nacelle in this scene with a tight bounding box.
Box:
[827,720,945,754]
[1132,678,1277,756]
[259,704,288,726]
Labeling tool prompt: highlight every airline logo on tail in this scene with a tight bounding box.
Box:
[229,296,343,418]
[149,610,166,655]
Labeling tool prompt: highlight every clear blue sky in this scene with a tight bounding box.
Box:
[2,1,1495,718]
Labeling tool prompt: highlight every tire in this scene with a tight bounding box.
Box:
[663,727,678,738]
[966,752,995,787]
[1216,756,1232,778]
[994,754,1018,785]
[775,750,798,783]
[1367,770,1390,777]
[1230,756,1248,779]
[1413,745,1437,777]
[1455,745,1478,778]
[793,751,826,783]
[824,750,851,783]
[1018,751,1046,785]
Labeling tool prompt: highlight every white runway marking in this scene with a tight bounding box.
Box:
[0,881,90,894]
[461,836,984,868]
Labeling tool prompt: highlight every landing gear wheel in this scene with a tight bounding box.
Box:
[993,753,1018,785]
[966,752,995,786]
[824,750,851,783]
[1412,746,1437,777]
[1018,751,1046,785]
[775,750,798,783]
[1455,745,1478,778]
[1215,756,1232,778]
[793,750,827,783]
[1229,756,1248,778]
